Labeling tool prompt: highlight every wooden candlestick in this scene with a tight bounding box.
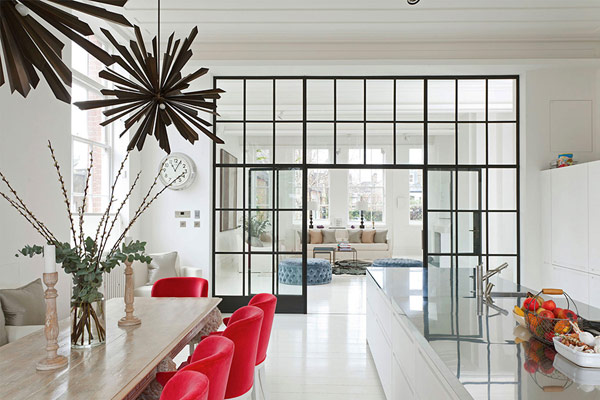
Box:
[36,272,68,371]
[118,260,141,327]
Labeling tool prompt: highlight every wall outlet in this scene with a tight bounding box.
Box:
[180,221,187,228]
[194,221,200,228]
[175,211,190,218]
[194,210,200,219]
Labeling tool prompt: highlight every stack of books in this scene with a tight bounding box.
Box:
[338,242,352,252]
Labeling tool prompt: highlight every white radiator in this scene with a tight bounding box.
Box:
[104,264,125,300]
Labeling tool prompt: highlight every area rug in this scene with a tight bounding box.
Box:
[332,260,372,275]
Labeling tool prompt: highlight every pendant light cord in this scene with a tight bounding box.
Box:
[157,0,161,77]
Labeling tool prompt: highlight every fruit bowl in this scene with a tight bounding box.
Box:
[522,289,579,346]
[522,338,572,392]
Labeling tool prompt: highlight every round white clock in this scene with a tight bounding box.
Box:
[158,153,197,190]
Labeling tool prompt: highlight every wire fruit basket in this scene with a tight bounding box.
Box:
[522,289,580,346]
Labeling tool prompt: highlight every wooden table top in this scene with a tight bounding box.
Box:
[0,297,221,400]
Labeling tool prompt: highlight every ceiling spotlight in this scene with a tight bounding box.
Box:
[408,0,420,4]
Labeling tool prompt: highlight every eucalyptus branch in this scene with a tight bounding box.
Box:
[0,191,54,242]
[48,141,79,253]
[94,151,130,255]
[79,150,94,253]
[96,171,141,265]
[0,172,57,241]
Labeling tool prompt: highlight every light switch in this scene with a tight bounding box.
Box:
[194,210,201,219]
[175,211,190,218]
[194,221,200,228]
[180,221,187,228]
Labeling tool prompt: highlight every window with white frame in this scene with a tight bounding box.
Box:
[409,148,423,223]
[294,149,331,223]
[348,169,385,223]
[71,40,113,214]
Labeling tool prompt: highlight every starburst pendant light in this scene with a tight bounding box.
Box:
[74,0,224,154]
[0,0,132,103]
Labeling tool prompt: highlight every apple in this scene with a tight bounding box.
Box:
[524,359,538,374]
[528,300,540,312]
[544,347,556,361]
[563,309,577,320]
[542,300,556,312]
[554,308,564,318]
[538,310,555,319]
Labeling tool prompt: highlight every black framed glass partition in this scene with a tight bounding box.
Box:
[212,76,519,313]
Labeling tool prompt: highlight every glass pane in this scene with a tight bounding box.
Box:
[276,80,302,120]
[72,141,110,213]
[216,123,243,162]
[337,123,364,164]
[457,212,475,253]
[249,254,273,294]
[275,123,302,164]
[457,171,479,210]
[215,167,243,210]
[428,80,455,121]
[458,80,485,121]
[396,124,424,164]
[71,83,108,144]
[215,211,243,252]
[337,80,364,121]
[307,80,334,120]
[486,256,517,282]
[247,210,273,251]
[488,212,517,254]
[278,211,302,252]
[488,169,517,210]
[489,79,517,121]
[409,169,423,223]
[428,170,453,210]
[248,170,273,209]
[246,123,273,163]
[428,124,455,164]
[308,169,330,222]
[457,123,486,165]
[307,123,334,164]
[215,254,243,296]
[488,123,517,164]
[366,123,393,164]
[246,80,273,120]
[277,255,303,295]
[348,169,385,224]
[278,170,303,209]
[396,80,424,121]
[427,212,452,253]
[428,255,453,268]
[458,256,480,269]
[367,80,393,121]
[71,38,106,86]
[216,80,244,120]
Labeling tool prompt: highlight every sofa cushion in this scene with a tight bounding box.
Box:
[147,251,179,285]
[348,230,362,243]
[5,325,43,343]
[134,285,153,297]
[322,229,337,244]
[0,300,7,346]
[374,230,388,243]
[0,279,45,326]
[309,230,323,244]
[362,230,375,243]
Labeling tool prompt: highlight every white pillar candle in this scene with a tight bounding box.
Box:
[44,244,56,274]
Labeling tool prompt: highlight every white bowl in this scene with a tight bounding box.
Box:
[554,354,600,385]
[553,336,600,369]
[513,311,526,327]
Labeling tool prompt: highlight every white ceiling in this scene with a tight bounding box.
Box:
[120,0,600,60]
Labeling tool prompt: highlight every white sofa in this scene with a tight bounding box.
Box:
[300,229,392,261]
[131,252,204,297]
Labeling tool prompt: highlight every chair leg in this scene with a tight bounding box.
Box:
[253,362,268,400]
[188,343,194,357]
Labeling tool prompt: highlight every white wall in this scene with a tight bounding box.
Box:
[522,66,600,289]
[0,63,72,318]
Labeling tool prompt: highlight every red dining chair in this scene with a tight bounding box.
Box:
[160,370,209,400]
[151,277,209,298]
[219,305,264,399]
[220,294,277,400]
[156,336,234,400]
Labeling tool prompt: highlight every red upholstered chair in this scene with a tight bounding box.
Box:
[219,305,264,399]
[220,294,277,400]
[156,336,234,400]
[151,277,209,298]
[160,370,209,400]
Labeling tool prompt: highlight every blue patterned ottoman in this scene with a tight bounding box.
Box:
[372,258,423,268]
[278,258,332,285]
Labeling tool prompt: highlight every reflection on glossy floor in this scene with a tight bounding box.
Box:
[308,275,367,314]
[264,313,386,400]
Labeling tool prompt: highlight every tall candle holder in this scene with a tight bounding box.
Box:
[36,272,68,371]
[118,260,141,327]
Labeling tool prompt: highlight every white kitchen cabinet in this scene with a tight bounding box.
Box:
[588,161,600,276]
[551,164,588,272]
[551,265,589,304]
[367,298,392,399]
[589,273,600,308]
[392,354,415,400]
[415,348,458,400]
[541,170,552,265]
[391,313,416,385]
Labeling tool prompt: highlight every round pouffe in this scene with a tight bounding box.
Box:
[372,258,423,268]
[278,258,332,285]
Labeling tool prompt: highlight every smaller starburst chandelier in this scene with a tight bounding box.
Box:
[74,1,224,153]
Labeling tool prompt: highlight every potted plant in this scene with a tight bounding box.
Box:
[1,142,181,348]
[245,213,271,247]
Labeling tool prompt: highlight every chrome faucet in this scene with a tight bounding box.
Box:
[476,262,508,298]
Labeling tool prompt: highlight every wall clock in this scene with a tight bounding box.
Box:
[159,153,197,190]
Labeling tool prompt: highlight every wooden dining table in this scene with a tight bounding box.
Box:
[0,297,221,400]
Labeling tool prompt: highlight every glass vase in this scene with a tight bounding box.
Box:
[70,281,106,348]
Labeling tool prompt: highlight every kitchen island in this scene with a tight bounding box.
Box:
[366,266,600,400]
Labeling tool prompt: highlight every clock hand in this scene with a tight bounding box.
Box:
[175,160,182,172]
